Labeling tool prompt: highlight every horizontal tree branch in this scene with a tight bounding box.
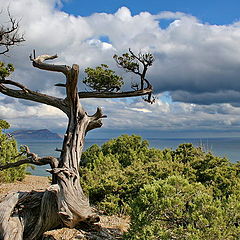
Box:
[0,81,70,115]
[0,146,59,171]
[78,86,152,99]
[30,53,70,75]
[0,79,28,92]
[0,157,55,170]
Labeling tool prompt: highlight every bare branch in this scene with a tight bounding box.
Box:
[29,52,85,115]
[143,92,156,104]
[0,81,70,115]
[78,86,152,99]
[0,146,59,171]
[128,48,154,89]
[86,119,103,132]
[142,78,155,104]
[33,54,58,63]
[128,49,154,68]
[30,51,70,75]
[89,107,107,120]
[0,79,28,92]
[55,83,66,87]
[112,49,154,102]
[85,107,107,133]
[55,148,64,152]
[0,51,72,115]
[0,10,25,55]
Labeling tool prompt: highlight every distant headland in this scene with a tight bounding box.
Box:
[12,129,62,140]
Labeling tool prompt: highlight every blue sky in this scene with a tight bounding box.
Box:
[1,0,240,138]
[62,0,240,25]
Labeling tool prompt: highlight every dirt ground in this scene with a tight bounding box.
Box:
[0,175,50,198]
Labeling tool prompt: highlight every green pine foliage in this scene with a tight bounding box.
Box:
[80,135,240,238]
[0,120,27,182]
[125,175,240,240]
[83,64,123,92]
[0,61,14,79]
[80,134,162,214]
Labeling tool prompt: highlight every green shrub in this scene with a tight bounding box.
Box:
[80,134,240,232]
[80,135,167,214]
[125,175,240,240]
[0,120,28,182]
[83,64,123,92]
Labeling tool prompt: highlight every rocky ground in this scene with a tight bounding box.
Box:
[0,175,129,239]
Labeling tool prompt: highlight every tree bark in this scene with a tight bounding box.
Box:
[0,61,98,239]
[49,63,97,228]
[0,52,152,239]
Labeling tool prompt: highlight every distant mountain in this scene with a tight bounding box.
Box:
[12,129,62,140]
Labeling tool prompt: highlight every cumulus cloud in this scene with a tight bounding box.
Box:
[1,0,240,136]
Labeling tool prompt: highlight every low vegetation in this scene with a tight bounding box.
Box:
[80,134,240,239]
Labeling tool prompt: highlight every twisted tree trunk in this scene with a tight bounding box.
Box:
[0,62,99,240]
[0,50,153,239]
[49,64,97,228]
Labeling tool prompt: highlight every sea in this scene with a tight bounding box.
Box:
[17,137,240,176]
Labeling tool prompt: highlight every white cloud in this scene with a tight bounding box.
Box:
[127,107,152,113]
[156,11,192,20]
[1,0,240,136]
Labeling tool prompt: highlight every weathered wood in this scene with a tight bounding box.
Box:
[0,192,24,240]
[0,52,153,239]
[0,187,61,240]
[53,62,96,227]
[77,86,152,99]
[0,84,69,115]
[0,10,25,55]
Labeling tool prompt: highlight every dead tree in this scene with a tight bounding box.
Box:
[0,10,25,55]
[0,49,154,239]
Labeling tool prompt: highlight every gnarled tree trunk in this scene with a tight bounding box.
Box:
[0,62,100,239]
[0,50,153,239]
[49,64,97,228]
